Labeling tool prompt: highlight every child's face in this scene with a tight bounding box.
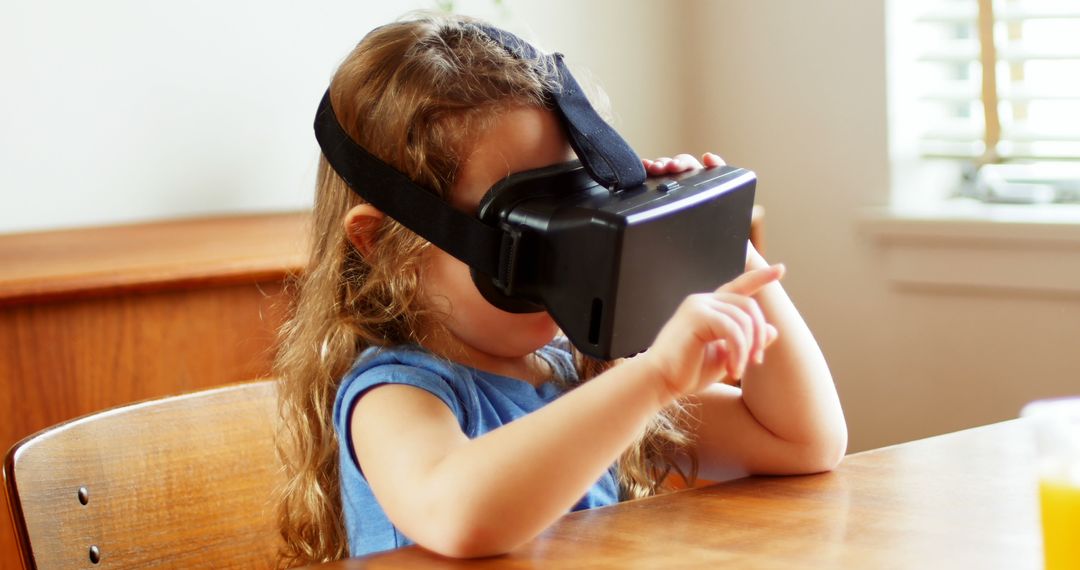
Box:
[421,106,573,362]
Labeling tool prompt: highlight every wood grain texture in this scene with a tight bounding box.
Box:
[310,421,1041,570]
[0,212,308,306]
[4,381,283,569]
[0,281,292,568]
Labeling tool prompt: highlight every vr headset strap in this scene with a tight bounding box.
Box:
[313,24,646,283]
[550,54,646,191]
[474,24,647,191]
[313,90,504,278]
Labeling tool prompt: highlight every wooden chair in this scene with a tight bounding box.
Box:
[3,380,284,569]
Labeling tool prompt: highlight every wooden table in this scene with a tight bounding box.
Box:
[310,420,1042,569]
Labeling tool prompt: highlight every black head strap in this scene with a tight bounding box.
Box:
[313,90,504,278]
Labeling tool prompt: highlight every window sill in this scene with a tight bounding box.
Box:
[858,200,1080,296]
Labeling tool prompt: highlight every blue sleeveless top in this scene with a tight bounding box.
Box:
[332,340,620,556]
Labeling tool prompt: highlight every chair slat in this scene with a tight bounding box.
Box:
[4,381,283,569]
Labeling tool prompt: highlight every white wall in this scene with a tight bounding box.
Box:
[683,0,1080,452]
[0,0,681,234]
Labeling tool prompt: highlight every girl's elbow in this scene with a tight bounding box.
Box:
[801,425,848,473]
[402,488,539,558]
[762,425,847,476]
[413,514,525,559]
[423,532,521,560]
[815,439,847,473]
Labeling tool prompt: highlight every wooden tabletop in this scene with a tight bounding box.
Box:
[309,420,1041,569]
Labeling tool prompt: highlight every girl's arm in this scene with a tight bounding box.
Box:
[649,153,847,479]
[351,267,781,558]
[684,242,848,480]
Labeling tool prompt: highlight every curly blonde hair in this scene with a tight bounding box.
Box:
[274,13,697,567]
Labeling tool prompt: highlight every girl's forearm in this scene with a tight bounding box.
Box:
[741,247,847,469]
[411,359,671,557]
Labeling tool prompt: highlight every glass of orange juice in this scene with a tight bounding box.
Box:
[1022,397,1080,570]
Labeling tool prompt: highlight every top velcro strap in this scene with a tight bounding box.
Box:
[551,54,646,190]
[474,24,646,191]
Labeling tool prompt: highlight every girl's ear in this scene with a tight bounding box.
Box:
[343,204,385,258]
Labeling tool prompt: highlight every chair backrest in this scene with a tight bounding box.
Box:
[3,380,284,569]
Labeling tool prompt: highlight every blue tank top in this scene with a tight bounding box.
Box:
[332,339,621,556]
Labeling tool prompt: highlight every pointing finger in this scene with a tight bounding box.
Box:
[718,264,785,297]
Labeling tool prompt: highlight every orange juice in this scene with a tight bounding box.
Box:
[1039,478,1080,570]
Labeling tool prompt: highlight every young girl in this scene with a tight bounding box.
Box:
[275,12,846,565]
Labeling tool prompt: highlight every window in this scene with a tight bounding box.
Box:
[888,0,1080,205]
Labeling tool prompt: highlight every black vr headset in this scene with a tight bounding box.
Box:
[314,23,756,360]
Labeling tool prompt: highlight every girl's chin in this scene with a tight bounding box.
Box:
[500,325,561,357]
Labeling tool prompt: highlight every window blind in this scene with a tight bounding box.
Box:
[916,0,1080,164]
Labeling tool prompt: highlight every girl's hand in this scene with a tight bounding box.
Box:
[642,152,725,177]
[640,264,784,401]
